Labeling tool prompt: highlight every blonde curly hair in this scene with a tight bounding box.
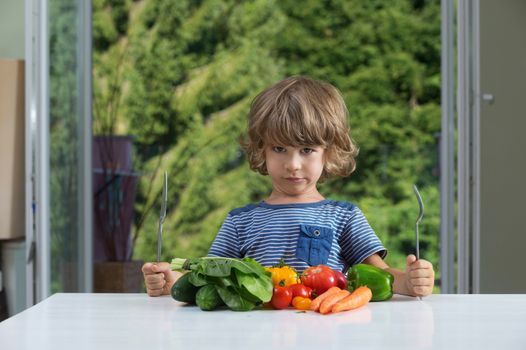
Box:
[243,76,359,180]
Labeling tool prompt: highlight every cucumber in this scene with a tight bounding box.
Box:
[171,272,199,303]
[195,284,223,311]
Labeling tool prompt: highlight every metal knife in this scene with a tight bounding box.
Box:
[157,171,168,263]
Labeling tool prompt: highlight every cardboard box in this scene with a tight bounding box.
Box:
[0,59,25,240]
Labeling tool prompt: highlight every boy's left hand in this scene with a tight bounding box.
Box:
[404,254,435,297]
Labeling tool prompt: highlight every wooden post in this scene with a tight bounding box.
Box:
[0,59,25,240]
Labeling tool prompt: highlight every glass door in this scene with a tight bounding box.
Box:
[26,0,92,301]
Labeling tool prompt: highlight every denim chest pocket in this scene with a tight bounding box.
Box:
[295,224,334,266]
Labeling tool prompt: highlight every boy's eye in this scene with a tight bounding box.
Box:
[301,148,314,154]
[272,146,286,153]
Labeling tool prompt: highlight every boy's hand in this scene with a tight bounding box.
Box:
[404,255,435,297]
[142,262,178,297]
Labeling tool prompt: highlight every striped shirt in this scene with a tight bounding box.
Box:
[208,199,386,273]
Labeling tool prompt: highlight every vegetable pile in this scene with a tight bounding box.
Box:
[265,262,394,314]
[170,257,273,311]
[170,257,394,314]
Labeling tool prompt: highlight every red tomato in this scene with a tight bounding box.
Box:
[270,286,293,309]
[300,265,338,295]
[289,284,313,299]
[333,270,348,290]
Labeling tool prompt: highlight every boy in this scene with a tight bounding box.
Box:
[143,76,435,297]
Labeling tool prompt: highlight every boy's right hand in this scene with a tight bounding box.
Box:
[142,262,178,297]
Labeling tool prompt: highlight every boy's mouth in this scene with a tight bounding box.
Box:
[285,177,305,183]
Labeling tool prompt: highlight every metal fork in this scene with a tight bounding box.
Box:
[412,184,424,261]
[412,184,424,301]
[157,171,168,263]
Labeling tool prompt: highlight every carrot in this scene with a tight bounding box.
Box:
[331,286,372,313]
[319,289,351,314]
[310,286,342,312]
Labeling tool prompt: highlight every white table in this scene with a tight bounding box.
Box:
[0,293,525,349]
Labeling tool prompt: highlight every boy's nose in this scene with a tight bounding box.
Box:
[285,153,301,172]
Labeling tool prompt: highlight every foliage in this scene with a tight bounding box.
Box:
[93,0,442,284]
[48,0,86,292]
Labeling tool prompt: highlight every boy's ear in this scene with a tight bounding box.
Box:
[322,148,330,166]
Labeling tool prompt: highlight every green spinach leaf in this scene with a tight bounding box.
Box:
[235,270,272,302]
[188,271,209,287]
[215,285,256,311]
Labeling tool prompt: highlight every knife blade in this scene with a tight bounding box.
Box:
[157,171,168,263]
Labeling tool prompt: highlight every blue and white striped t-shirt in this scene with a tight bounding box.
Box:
[208,199,386,273]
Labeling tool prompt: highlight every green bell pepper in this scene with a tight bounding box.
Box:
[347,264,394,301]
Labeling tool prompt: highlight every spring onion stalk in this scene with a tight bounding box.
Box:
[171,258,190,271]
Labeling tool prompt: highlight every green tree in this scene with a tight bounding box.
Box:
[94,0,442,285]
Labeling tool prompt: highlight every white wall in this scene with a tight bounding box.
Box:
[0,0,25,59]
[478,0,526,293]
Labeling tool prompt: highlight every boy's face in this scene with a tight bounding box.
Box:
[264,145,325,197]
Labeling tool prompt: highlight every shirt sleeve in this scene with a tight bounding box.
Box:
[207,214,242,258]
[339,206,387,266]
